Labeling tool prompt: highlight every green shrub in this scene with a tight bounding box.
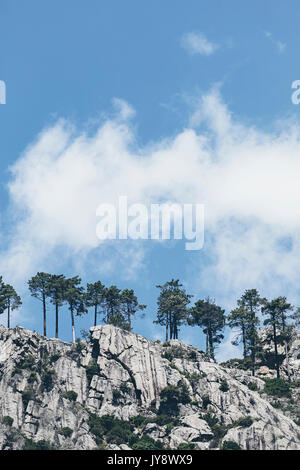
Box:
[154,414,178,426]
[21,388,34,408]
[248,382,258,391]
[131,435,164,450]
[129,415,148,427]
[2,416,13,427]
[162,345,186,361]
[219,379,229,392]
[202,395,211,410]
[159,382,191,415]
[86,359,100,385]
[19,355,36,370]
[88,413,104,442]
[120,382,131,394]
[106,423,133,445]
[186,372,202,388]
[98,414,118,432]
[187,350,197,361]
[23,439,54,450]
[112,389,122,404]
[233,416,253,428]
[263,378,291,398]
[58,427,73,438]
[62,390,78,402]
[50,354,61,363]
[75,340,86,353]
[202,412,219,428]
[271,401,283,409]
[28,372,38,384]
[41,369,56,392]
[221,441,242,450]
[88,413,134,445]
[178,442,196,450]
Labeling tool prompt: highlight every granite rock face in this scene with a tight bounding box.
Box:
[0,324,299,450]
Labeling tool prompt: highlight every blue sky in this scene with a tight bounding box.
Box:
[1,1,300,360]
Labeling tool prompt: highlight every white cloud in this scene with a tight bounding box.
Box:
[2,88,300,317]
[265,31,286,54]
[181,32,218,56]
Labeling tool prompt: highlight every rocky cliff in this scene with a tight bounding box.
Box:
[0,324,299,450]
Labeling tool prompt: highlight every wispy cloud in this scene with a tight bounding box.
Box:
[265,31,286,54]
[2,89,300,319]
[181,32,218,56]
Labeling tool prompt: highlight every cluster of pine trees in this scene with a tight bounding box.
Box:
[155,281,300,380]
[0,275,299,379]
[0,273,145,344]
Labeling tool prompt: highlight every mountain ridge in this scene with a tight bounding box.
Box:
[0,323,299,450]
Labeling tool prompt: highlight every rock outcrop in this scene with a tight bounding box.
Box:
[0,324,299,450]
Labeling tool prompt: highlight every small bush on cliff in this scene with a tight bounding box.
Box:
[263,378,291,398]
[221,441,242,450]
[62,390,78,402]
[233,416,253,428]
[58,427,73,438]
[112,389,122,404]
[41,369,56,392]
[129,415,148,427]
[2,416,13,426]
[178,442,196,450]
[202,395,211,410]
[131,435,164,450]
[23,438,55,450]
[219,379,229,392]
[49,354,61,363]
[247,381,258,391]
[159,382,191,415]
[86,359,100,385]
[21,388,34,408]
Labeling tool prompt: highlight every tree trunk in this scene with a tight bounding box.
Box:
[273,324,280,379]
[165,312,169,342]
[208,328,214,359]
[127,308,131,331]
[249,300,255,376]
[170,314,174,339]
[94,304,98,327]
[242,324,246,359]
[55,304,59,339]
[284,340,291,382]
[7,301,10,329]
[71,307,75,344]
[43,293,47,337]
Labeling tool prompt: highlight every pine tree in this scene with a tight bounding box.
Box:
[237,289,264,376]
[28,272,52,336]
[262,296,293,379]
[48,274,66,339]
[227,306,249,359]
[86,281,106,327]
[64,276,87,344]
[0,281,22,328]
[291,308,300,327]
[189,297,225,359]
[120,289,146,331]
[102,285,130,330]
[103,285,121,324]
[154,280,191,341]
